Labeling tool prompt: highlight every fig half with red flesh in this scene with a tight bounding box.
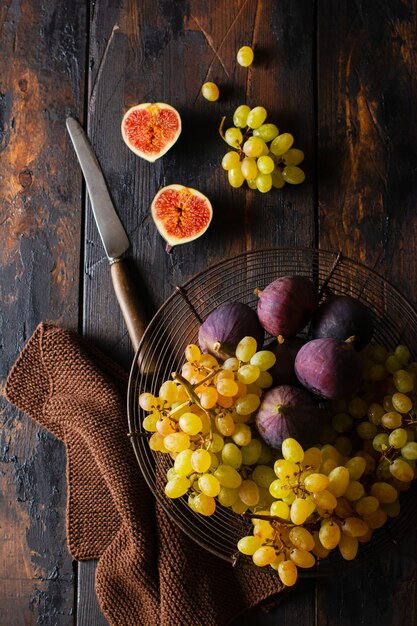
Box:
[151,184,213,252]
[121,102,181,162]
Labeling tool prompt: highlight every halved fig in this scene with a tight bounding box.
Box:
[121,102,181,162]
[151,184,213,252]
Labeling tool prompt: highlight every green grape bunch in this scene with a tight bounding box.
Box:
[219,105,305,192]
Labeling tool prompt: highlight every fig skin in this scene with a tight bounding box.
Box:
[198,302,264,360]
[312,294,373,350]
[267,337,306,386]
[294,337,362,400]
[255,385,321,450]
[257,276,318,337]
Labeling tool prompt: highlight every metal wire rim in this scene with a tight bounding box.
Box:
[127,247,417,575]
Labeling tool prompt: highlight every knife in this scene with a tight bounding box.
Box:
[66,116,148,354]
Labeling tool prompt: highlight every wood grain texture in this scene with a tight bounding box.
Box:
[0,0,87,623]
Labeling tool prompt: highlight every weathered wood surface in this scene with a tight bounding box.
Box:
[2,0,417,624]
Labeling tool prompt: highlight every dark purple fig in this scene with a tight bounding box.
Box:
[198,302,264,360]
[294,338,362,400]
[267,336,306,386]
[255,385,321,450]
[256,276,318,337]
[312,294,373,350]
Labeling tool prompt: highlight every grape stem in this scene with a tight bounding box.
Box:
[171,372,216,432]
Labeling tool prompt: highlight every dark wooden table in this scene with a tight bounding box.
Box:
[2,1,417,624]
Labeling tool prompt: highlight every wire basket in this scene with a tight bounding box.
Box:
[127,247,417,575]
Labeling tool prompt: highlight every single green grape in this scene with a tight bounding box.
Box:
[201,81,220,101]
[257,155,275,174]
[243,136,266,157]
[240,157,258,180]
[221,151,241,171]
[253,123,279,142]
[233,104,251,127]
[255,172,272,193]
[224,127,243,148]
[282,165,305,184]
[236,46,254,67]
[246,106,268,129]
[228,167,245,188]
[282,148,304,165]
[270,132,294,156]
[271,167,285,188]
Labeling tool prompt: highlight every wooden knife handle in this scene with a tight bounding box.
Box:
[110,258,149,356]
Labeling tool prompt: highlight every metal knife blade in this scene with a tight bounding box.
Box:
[66,117,129,261]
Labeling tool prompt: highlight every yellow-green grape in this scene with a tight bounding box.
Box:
[159,380,178,404]
[382,500,401,518]
[236,336,258,362]
[370,481,398,504]
[356,421,377,440]
[251,465,275,489]
[256,372,273,390]
[222,151,241,171]
[239,479,260,506]
[149,432,167,452]
[200,386,218,409]
[164,432,190,453]
[347,397,368,418]
[255,173,272,193]
[179,412,203,436]
[392,392,413,413]
[198,474,221,497]
[372,432,389,452]
[208,432,224,454]
[237,363,260,383]
[237,535,264,555]
[201,81,219,101]
[312,489,337,510]
[394,369,414,392]
[250,350,276,371]
[237,45,254,67]
[270,500,290,520]
[222,443,243,469]
[282,165,305,184]
[289,548,315,569]
[364,508,388,529]
[256,155,275,174]
[174,449,194,476]
[228,167,245,188]
[241,439,262,465]
[332,412,353,433]
[214,464,242,488]
[233,104,251,128]
[334,435,352,457]
[218,486,239,507]
[199,353,219,369]
[235,393,261,415]
[139,392,158,411]
[367,402,385,425]
[355,496,379,516]
[252,545,277,567]
[247,106,267,129]
[385,354,402,373]
[224,127,243,148]
[247,178,258,189]
[282,148,304,166]
[274,458,298,480]
[344,481,365,502]
[253,123,279,142]
[381,411,402,429]
[282,438,304,463]
[166,467,178,481]
[271,167,285,188]
[185,343,200,361]
[383,395,395,412]
[338,534,358,561]
[289,526,315,551]
[388,428,408,449]
[319,519,341,550]
[341,516,369,538]
[304,473,329,493]
[232,423,252,447]
[142,412,159,432]
[269,479,291,499]
[191,449,212,473]
[216,378,239,398]
[369,363,387,381]
[320,444,342,463]
[290,496,315,524]
[390,458,415,482]
[334,497,354,519]
[270,553,286,571]
[395,344,411,363]
[243,136,265,157]
[231,498,248,514]
[312,531,330,559]
[401,441,417,460]
[193,493,216,516]
[240,157,258,180]
[215,412,235,436]
[165,476,190,498]
[270,132,294,156]
[278,560,298,586]
[302,447,322,470]
[223,357,240,371]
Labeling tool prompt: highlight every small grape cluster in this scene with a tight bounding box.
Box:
[219,105,305,193]
[140,337,277,517]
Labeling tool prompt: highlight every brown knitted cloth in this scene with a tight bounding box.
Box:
[5,323,284,626]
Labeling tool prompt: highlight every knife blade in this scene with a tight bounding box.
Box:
[66,116,148,355]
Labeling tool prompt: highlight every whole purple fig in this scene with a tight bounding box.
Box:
[255,385,321,450]
[256,276,318,337]
[198,302,264,360]
[294,338,362,400]
[267,337,306,386]
[312,294,373,350]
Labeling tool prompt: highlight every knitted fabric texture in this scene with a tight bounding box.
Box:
[5,323,284,626]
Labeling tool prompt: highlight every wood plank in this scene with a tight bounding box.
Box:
[317,0,417,623]
[82,0,316,624]
[0,0,87,623]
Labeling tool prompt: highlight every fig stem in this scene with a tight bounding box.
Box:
[165,243,173,254]
[254,287,263,298]
[213,341,236,358]
[345,335,356,344]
